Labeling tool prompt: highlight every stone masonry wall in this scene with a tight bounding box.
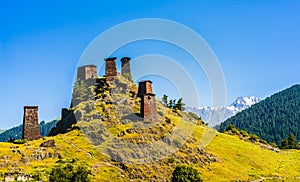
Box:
[121,57,131,76]
[105,57,117,81]
[77,65,97,80]
[137,80,153,98]
[141,94,158,121]
[138,80,157,121]
[23,106,41,140]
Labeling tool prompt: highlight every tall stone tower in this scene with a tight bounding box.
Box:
[22,106,41,140]
[138,80,153,98]
[105,57,117,81]
[120,57,131,77]
[77,65,97,80]
[138,80,157,121]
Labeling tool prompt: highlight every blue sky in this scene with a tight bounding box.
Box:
[1,0,300,129]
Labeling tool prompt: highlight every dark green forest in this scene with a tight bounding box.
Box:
[0,119,58,142]
[219,84,300,146]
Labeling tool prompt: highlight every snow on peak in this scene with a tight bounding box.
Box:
[185,96,261,127]
[230,96,261,110]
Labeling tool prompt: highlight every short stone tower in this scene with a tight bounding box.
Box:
[120,57,131,77]
[138,80,157,121]
[22,106,41,140]
[105,57,117,81]
[77,65,97,80]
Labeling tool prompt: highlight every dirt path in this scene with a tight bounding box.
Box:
[64,140,93,158]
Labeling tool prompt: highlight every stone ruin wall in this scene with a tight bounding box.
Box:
[77,65,97,80]
[138,80,157,121]
[141,94,158,121]
[105,57,117,81]
[121,57,131,76]
[22,106,41,140]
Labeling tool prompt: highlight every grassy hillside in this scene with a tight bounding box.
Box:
[219,84,300,146]
[0,124,299,181]
[1,77,299,181]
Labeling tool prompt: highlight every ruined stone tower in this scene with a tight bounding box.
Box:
[138,80,153,98]
[22,106,41,140]
[77,65,97,80]
[120,57,131,77]
[138,80,157,121]
[105,57,117,81]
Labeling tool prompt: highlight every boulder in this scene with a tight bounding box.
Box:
[40,139,55,147]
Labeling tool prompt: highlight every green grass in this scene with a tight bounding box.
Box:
[0,125,299,181]
[196,128,300,181]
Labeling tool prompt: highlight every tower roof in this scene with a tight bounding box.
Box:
[104,57,117,61]
[121,57,131,62]
[24,106,38,109]
[78,65,97,69]
[138,80,152,84]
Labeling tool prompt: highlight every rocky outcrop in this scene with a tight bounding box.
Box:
[40,139,55,147]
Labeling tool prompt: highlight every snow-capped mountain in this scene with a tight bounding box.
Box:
[186,96,261,127]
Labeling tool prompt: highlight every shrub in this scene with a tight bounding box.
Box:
[158,111,164,117]
[270,142,278,148]
[259,139,268,144]
[12,139,27,144]
[167,158,175,164]
[281,134,297,149]
[171,165,202,182]
[49,158,91,182]
[224,124,235,132]
[249,134,259,142]
[240,130,249,137]
[165,117,171,124]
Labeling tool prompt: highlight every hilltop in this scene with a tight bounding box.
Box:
[219,84,300,146]
[0,74,299,181]
[1,57,299,181]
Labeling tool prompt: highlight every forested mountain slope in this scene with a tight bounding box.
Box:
[219,84,300,146]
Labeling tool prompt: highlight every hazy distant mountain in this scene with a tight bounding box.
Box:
[186,96,261,127]
[0,129,4,134]
[219,84,300,146]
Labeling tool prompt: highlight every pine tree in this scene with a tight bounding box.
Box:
[162,94,168,106]
[175,98,185,111]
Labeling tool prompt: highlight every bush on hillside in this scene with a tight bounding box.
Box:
[12,139,27,144]
[171,165,202,182]
[49,158,91,182]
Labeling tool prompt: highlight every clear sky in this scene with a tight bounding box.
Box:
[1,0,300,129]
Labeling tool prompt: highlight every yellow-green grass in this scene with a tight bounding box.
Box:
[0,130,124,181]
[0,122,299,181]
[192,125,300,181]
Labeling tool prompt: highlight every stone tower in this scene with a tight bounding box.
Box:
[105,57,117,81]
[138,80,153,98]
[22,106,41,140]
[120,57,131,77]
[138,80,157,121]
[77,65,97,80]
